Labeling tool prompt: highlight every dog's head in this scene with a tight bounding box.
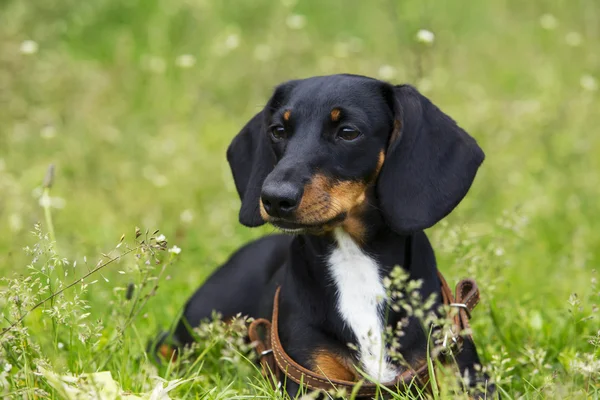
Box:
[227,74,484,238]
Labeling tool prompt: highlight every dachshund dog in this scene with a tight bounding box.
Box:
[170,74,492,397]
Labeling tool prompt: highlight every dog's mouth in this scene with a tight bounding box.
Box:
[269,213,347,234]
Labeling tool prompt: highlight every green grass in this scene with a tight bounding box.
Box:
[1,0,599,398]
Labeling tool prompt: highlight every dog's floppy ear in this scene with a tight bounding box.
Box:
[226,110,274,227]
[377,84,485,234]
[227,82,296,227]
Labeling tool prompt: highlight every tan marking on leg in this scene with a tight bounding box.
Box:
[330,108,341,122]
[311,350,358,381]
[159,344,178,362]
[283,110,291,121]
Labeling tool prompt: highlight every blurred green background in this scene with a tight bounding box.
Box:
[1,0,599,397]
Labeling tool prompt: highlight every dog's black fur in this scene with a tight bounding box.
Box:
[172,74,492,397]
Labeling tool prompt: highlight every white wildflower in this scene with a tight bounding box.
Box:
[580,74,598,92]
[57,342,64,350]
[40,125,57,139]
[143,165,169,187]
[39,195,66,209]
[175,54,196,68]
[286,14,306,30]
[156,234,166,242]
[20,40,38,54]
[169,245,181,255]
[9,213,22,232]
[378,65,397,80]
[3,363,12,372]
[529,311,543,330]
[415,29,435,45]
[101,125,120,143]
[539,14,558,30]
[224,34,240,50]
[153,175,168,187]
[565,32,582,46]
[570,353,600,376]
[180,209,194,223]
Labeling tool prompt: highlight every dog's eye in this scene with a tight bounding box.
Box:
[270,126,287,141]
[337,127,361,141]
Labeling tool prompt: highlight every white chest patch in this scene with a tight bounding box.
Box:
[327,228,397,382]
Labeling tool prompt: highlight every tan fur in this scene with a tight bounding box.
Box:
[311,350,357,381]
[329,180,368,211]
[375,150,385,176]
[330,108,341,122]
[259,198,268,221]
[283,110,291,121]
[295,174,367,225]
[389,120,402,147]
[341,208,367,243]
[158,344,177,361]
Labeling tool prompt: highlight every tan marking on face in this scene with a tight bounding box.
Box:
[283,110,291,121]
[338,151,385,241]
[372,150,385,180]
[311,350,357,381]
[330,108,341,122]
[328,180,368,211]
[295,174,368,226]
[295,174,333,224]
[259,198,269,221]
[291,174,371,241]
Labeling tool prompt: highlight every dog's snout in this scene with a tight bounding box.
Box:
[261,182,302,218]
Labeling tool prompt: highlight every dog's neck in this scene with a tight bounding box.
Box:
[289,224,409,287]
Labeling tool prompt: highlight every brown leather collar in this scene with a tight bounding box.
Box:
[248,271,480,397]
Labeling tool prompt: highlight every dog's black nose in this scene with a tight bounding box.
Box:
[261,182,302,218]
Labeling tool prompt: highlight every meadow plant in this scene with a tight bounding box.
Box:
[1,0,599,398]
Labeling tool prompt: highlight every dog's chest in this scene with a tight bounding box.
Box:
[327,228,397,382]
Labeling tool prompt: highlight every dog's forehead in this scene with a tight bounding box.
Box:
[286,75,382,110]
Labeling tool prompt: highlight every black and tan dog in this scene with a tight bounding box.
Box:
[170,74,492,397]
